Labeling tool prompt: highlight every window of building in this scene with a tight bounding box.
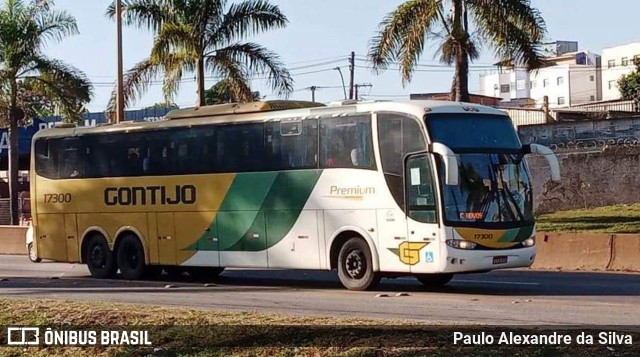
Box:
[609,80,617,90]
[530,81,537,89]
[590,75,595,82]
[320,115,375,170]
[558,97,566,105]
[634,55,640,64]
[500,84,510,93]
[543,79,549,87]
[608,59,616,68]
[622,57,629,66]
[590,95,595,101]
[557,77,565,86]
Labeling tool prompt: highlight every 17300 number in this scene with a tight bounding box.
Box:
[44,193,72,203]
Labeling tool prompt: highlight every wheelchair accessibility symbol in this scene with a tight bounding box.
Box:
[425,251,434,263]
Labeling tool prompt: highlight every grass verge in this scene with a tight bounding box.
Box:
[536,204,640,233]
[0,298,638,356]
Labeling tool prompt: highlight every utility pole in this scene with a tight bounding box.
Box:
[348,51,355,100]
[354,83,372,101]
[310,86,317,102]
[115,0,124,124]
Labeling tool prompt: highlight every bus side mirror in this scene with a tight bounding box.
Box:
[429,142,459,186]
[523,144,561,182]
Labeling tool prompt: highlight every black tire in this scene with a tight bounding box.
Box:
[415,273,454,287]
[27,243,41,263]
[116,234,147,280]
[85,234,116,279]
[337,237,380,291]
[186,267,225,281]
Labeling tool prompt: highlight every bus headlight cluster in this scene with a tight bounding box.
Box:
[521,238,535,247]
[446,239,477,250]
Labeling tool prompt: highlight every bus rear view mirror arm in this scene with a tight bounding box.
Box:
[429,142,459,186]
[523,144,561,182]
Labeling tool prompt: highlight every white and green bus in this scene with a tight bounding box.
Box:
[30,99,559,290]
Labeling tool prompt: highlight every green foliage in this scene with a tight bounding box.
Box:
[205,79,261,105]
[0,0,93,125]
[618,63,640,111]
[105,0,293,111]
[536,204,640,233]
[144,102,179,110]
[368,0,547,102]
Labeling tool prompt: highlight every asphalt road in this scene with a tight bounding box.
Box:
[1,255,639,325]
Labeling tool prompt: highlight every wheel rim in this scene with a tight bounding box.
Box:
[344,249,366,279]
[90,245,106,268]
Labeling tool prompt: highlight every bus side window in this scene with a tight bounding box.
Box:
[59,138,83,179]
[320,115,374,170]
[35,139,57,179]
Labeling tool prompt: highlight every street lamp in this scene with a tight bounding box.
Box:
[115,0,124,124]
[333,67,347,100]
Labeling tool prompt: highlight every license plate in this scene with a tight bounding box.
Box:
[492,256,508,264]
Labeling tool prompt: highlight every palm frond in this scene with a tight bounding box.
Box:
[212,42,293,98]
[209,0,287,47]
[105,0,171,32]
[106,58,162,114]
[161,51,195,102]
[34,8,79,47]
[467,0,547,70]
[26,55,92,119]
[367,0,440,84]
[151,22,197,61]
[206,54,253,102]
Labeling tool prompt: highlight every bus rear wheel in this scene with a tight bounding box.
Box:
[337,237,380,291]
[116,234,147,280]
[85,235,116,279]
[415,273,454,287]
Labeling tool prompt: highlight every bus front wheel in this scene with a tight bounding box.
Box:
[337,237,380,291]
[116,234,147,280]
[85,235,116,279]
[415,273,454,287]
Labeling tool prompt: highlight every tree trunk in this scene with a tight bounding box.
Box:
[196,56,206,107]
[451,0,471,103]
[454,47,471,102]
[8,80,20,226]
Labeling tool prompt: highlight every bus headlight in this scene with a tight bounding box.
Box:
[521,238,535,247]
[446,239,477,250]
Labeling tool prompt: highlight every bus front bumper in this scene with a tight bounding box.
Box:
[440,246,537,273]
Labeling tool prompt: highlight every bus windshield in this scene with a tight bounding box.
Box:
[438,153,533,225]
[426,113,522,150]
[425,113,532,226]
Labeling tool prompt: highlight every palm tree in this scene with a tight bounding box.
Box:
[0,0,92,224]
[369,0,547,102]
[106,0,293,113]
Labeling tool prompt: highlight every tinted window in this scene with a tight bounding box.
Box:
[34,139,58,179]
[378,113,426,176]
[406,155,437,223]
[216,123,265,172]
[266,119,318,170]
[426,114,521,150]
[320,115,375,169]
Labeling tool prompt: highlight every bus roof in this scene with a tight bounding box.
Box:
[32,99,508,139]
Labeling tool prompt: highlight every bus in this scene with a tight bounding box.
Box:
[29,99,560,290]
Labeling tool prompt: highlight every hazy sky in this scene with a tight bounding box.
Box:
[45,0,640,112]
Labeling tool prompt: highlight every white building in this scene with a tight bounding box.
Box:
[479,41,601,108]
[601,42,640,100]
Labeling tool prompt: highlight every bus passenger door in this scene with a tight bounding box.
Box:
[64,214,79,262]
[36,214,67,261]
[156,212,176,265]
[405,154,440,273]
